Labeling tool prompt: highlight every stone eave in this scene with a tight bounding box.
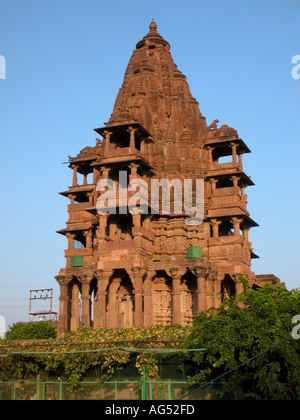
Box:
[59,185,94,197]
[94,121,152,140]
[206,213,259,227]
[204,137,251,154]
[205,170,255,186]
[56,225,91,236]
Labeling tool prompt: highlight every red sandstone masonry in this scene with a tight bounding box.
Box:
[55,20,279,336]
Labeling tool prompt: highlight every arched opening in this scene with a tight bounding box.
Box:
[152,271,172,325]
[219,220,234,236]
[109,131,130,149]
[216,178,234,188]
[221,274,236,301]
[73,233,86,249]
[106,270,134,328]
[118,274,134,328]
[180,270,198,326]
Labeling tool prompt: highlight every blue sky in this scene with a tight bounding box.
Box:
[0,0,299,328]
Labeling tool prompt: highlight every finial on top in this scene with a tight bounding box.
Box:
[149,19,157,31]
[136,18,170,50]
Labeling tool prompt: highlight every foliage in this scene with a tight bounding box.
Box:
[1,281,300,399]
[185,280,300,400]
[0,324,190,390]
[5,321,57,340]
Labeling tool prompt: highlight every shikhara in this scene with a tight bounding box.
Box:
[55,19,280,336]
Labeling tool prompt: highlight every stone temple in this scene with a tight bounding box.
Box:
[55,20,279,336]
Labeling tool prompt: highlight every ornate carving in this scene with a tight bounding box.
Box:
[55,20,279,334]
[152,275,172,325]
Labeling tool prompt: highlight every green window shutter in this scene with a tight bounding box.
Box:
[70,255,84,267]
[187,246,202,259]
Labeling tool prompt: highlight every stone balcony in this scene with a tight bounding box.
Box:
[207,161,243,176]
[207,193,249,218]
[208,235,244,246]
[101,146,152,167]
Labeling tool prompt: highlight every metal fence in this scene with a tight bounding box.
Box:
[0,377,220,400]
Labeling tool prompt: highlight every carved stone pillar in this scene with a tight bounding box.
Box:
[103,131,112,156]
[100,166,109,179]
[93,290,106,328]
[194,268,207,313]
[206,278,214,309]
[83,173,87,186]
[211,219,222,238]
[238,153,243,170]
[207,147,213,169]
[232,217,242,237]
[131,268,145,327]
[210,178,217,193]
[171,270,183,325]
[80,275,92,327]
[241,186,248,206]
[70,281,80,331]
[98,213,108,240]
[129,162,138,181]
[55,275,69,336]
[93,270,110,329]
[128,127,137,150]
[69,194,76,205]
[134,288,143,327]
[93,167,100,185]
[214,278,222,308]
[84,230,92,249]
[87,192,94,206]
[107,276,121,328]
[66,232,75,250]
[243,227,250,246]
[132,212,141,228]
[72,165,78,186]
[231,142,237,165]
[143,272,154,328]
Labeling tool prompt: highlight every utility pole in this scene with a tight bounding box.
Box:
[29,288,58,322]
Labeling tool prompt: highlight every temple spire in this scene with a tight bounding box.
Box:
[136,19,170,50]
[149,18,158,31]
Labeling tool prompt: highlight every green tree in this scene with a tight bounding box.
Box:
[5,321,56,340]
[185,280,300,400]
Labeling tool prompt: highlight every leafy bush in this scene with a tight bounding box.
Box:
[0,324,190,390]
[185,280,300,400]
[2,280,300,399]
[5,321,57,340]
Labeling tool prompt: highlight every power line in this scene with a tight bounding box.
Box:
[0,285,53,288]
[0,306,30,309]
[0,299,29,301]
